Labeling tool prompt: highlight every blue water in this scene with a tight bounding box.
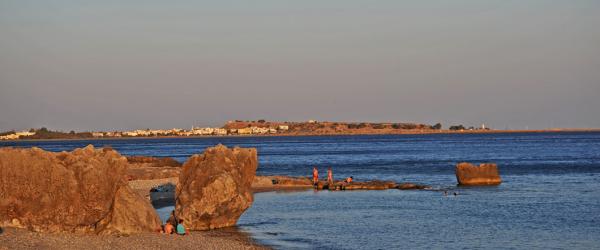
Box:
[3,132,600,249]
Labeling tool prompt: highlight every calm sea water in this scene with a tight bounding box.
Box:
[2,132,600,249]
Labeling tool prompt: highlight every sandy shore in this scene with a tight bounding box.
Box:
[0,227,268,250]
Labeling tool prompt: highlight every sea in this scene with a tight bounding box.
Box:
[2,132,600,249]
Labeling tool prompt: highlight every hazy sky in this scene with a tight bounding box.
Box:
[1,0,599,131]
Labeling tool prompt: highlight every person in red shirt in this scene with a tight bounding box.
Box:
[312,167,319,187]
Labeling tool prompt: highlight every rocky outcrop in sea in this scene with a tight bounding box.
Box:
[175,144,258,230]
[455,162,502,185]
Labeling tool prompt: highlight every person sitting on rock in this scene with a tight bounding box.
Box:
[312,167,319,187]
[176,219,187,235]
[164,221,174,234]
[345,176,353,183]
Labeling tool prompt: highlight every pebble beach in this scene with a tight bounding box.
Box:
[0,227,268,250]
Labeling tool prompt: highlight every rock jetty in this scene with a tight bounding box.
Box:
[175,144,258,230]
[0,145,162,234]
[455,162,502,185]
[252,176,430,191]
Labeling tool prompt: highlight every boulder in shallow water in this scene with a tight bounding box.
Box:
[455,162,502,186]
[0,145,162,234]
[175,144,258,230]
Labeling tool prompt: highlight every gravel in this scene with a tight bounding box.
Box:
[0,227,268,250]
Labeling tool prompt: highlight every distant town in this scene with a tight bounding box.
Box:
[0,120,491,140]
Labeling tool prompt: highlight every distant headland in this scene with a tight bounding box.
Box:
[1,120,598,141]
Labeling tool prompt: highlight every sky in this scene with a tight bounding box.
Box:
[1,0,599,131]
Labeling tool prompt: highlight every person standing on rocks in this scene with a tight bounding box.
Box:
[327,167,334,186]
[312,167,319,187]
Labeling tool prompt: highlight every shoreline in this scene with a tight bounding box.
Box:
[0,227,268,250]
[2,129,599,142]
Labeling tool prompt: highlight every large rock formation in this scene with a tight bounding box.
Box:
[175,144,258,230]
[0,145,162,234]
[455,162,502,185]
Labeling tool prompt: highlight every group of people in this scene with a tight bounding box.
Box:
[158,211,188,235]
[312,166,353,187]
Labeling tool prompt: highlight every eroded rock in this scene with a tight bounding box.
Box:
[175,144,258,230]
[455,162,502,186]
[96,185,162,235]
[0,145,161,234]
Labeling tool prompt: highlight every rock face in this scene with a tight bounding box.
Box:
[0,145,162,234]
[175,144,258,230]
[95,185,162,234]
[455,162,502,185]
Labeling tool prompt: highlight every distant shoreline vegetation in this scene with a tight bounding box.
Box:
[5,120,594,141]
[1,127,96,140]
